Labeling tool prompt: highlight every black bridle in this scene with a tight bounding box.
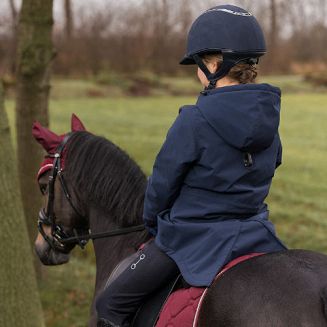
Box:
[37,133,145,253]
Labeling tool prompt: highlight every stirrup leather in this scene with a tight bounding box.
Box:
[97,318,120,327]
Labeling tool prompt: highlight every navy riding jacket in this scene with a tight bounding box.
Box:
[143,83,286,286]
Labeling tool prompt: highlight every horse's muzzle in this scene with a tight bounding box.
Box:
[34,237,70,265]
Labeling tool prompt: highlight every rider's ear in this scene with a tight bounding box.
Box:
[71,113,86,132]
[32,121,62,152]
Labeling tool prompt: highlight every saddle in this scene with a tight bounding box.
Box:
[133,253,264,327]
[132,274,185,327]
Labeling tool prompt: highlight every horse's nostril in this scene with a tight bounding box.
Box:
[35,231,47,245]
[34,242,70,266]
[34,242,50,264]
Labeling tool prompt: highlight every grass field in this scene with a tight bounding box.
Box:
[5,76,327,326]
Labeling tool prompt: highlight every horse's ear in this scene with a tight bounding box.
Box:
[71,113,86,132]
[32,121,62,152]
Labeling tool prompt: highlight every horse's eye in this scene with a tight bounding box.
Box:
[39,184,48,195]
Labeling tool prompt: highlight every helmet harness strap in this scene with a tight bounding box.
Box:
[193,54,259,91]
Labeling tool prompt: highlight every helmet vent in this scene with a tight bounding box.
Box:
[206,8,252,17]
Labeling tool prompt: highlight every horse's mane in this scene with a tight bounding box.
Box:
[65,131,147,227]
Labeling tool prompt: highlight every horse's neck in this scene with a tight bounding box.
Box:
[89,206,141,293]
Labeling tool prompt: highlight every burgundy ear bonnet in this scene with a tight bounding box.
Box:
[32,114,86,179]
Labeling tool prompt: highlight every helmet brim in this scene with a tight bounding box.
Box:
[179,55,196,65]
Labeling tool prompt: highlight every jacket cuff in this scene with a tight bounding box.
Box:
[143,217,158,236]
[145,225,157,237]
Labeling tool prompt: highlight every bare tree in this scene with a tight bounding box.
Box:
[0,83,44,327]
[64,0,74,39]
[15,0,54,273]
[8,0,18,23]
[8,0,18,74]
[268,0,278,69]
[0,0,324,77]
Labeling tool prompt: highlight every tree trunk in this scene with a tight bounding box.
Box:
[15,0,54,273]
[268,0,278,71]
[9,0,17,22]
[8,0,18,74]
[0,83,44,326]
[64,0,74,39]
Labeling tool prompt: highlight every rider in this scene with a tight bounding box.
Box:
[96,4,287,326]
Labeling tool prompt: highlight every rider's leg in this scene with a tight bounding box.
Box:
[95,239,180,327]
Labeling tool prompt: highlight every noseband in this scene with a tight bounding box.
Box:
[38,133,145,253]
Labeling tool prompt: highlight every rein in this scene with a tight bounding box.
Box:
[57,224,146,245]
[38,132,145,252]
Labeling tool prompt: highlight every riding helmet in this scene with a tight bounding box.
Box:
[180,4,266,88]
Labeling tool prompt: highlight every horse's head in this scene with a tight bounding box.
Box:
[33,114,88,265]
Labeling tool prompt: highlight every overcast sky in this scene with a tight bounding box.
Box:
[0,0,143,18]
[0,0,325,33]
[0,0,230,30]
[0,0,147,31]
[0,0,234,20]
[0,0,123,23]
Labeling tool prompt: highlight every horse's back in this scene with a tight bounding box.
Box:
[198,250,327,326]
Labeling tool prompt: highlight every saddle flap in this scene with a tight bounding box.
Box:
[132,274,182,327]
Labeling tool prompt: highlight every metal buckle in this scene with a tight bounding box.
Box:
[244,152,253,167]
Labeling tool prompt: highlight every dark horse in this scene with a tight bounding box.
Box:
[33,116,327,326]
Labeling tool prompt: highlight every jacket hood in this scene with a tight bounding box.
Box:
[197,83,281,152]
